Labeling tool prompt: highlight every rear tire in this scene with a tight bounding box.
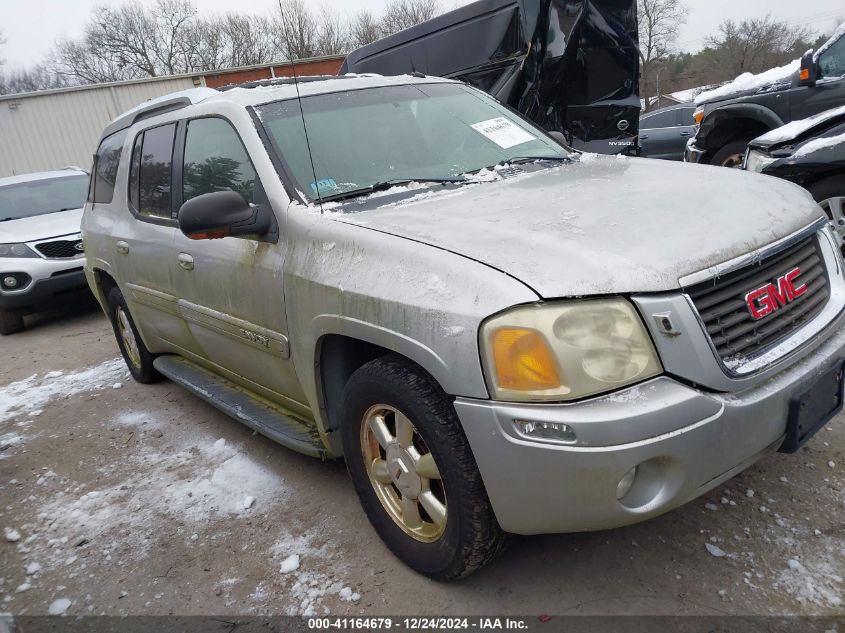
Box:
[106,287,161,383]
[809,176,845,256]
[0,309,25,335]
[711,139,752,168]
[340,354,506,580]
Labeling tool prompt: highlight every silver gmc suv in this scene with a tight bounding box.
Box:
[82,75,845,580]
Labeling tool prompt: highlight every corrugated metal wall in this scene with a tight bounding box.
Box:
[0,76,196,177]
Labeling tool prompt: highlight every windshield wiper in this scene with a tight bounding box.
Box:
[501,155,573,165]
[317,177,466,203]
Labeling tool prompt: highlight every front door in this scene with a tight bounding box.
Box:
[169,116,309,416]
[793,34,845,119]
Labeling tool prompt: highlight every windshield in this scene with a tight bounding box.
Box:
[256,83,569,201]
[0,175,88,221]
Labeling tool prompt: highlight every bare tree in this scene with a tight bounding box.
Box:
[637,0,687,111]
[381,0,441,36]
[276,0,318,59]
[704,15,814,77]
[315,6,349,56]
[350,10,381,48]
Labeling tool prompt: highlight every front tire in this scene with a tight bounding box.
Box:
[711,139,752,168]
[106,287,161,383]
[340,354,506,580]
[0,309,25,335]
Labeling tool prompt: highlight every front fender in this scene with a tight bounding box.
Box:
[699,103,784,149]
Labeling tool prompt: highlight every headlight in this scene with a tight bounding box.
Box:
[744,149,778,173]
[480,299,662,402]
[0,243,38,258]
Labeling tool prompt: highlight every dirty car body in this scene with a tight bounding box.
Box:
[341,0,640,155]
[83,75,845,579]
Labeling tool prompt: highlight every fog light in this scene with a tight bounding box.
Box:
[2,275,19,289]
[617,466,639,500]
[514,419,576,443]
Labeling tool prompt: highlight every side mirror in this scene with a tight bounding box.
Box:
[799,51,818,87]
[178,190,272,240]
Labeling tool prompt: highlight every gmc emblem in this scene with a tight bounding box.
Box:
[745,267,807,320]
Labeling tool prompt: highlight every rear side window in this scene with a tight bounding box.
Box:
[92,130,127,204]
[183,118,257,204]
[128,123,176,219]
[641,109,674,128]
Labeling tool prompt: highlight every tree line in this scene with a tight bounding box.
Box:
[638,0,837,110]
[1,0,840,103]
[0,0,441,94]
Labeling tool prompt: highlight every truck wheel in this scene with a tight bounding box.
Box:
[106,287,161,383]
[0,309,25,335]
[711,139,751,168]
[340,354,506,580]
[809,177,845,255]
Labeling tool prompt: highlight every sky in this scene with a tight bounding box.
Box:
[0,0,843,69]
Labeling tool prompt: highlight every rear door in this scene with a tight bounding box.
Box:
[169,116,309,415]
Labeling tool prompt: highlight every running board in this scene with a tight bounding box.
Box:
[153,355,327,459]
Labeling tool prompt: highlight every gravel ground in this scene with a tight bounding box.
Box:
[1,300,844,618]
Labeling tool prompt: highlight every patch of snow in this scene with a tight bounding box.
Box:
[112,382,123,390]
[280,554,300,573]
[706,543,727,557]
[777,557,843,607]
[242,495,255,510]
[339,586,360,602]
[705,503,718,511]
[15,583,30,593]
[0,359,127,421]
[793,132,845,159]
[48,598,71,615]
[4,528,21,542]
[25,562,40,575]
[696,60,800,105]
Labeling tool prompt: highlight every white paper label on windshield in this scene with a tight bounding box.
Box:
[470,117,536,149]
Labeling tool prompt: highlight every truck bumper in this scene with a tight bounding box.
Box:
[684,139,706,164]
[455,324,845,535]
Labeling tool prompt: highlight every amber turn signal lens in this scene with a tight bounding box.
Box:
[491,328,561,392]
[799,68,810,81]
[693,110,705,125]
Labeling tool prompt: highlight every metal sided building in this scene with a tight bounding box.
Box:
[0,55,344,178]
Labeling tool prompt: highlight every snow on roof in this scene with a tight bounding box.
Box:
[668,87,708,103]
[696,22,844,105]
[756,104,845,145]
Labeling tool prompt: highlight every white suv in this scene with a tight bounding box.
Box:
[0,168,91,334]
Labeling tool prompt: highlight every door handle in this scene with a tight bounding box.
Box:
[680,131,692,137]
[640,135,649,140]
[177,253,194,271]
[116,241,129,255]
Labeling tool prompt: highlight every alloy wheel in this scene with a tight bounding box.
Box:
[116,306,142,370]
[360,404,447,543]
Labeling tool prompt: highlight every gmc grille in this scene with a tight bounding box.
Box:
[685,235,829,365]
[35,239,83,259]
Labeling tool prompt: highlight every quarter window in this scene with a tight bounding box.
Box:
[183,118,257,204]
[92,130,127,204]
[129,123,176,219]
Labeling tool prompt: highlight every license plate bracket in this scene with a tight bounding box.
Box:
[780,361,845,454]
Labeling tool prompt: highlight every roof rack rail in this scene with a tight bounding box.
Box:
[100,87,217,139]
[218,75,354,92]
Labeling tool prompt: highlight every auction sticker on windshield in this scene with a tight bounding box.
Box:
[471,117,536,149]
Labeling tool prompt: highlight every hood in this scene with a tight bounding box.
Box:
[0,208,84,243]
[330,157,823,298]
[751,105,845,152]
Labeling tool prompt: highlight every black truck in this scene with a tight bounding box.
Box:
[341,0,640,155]
[686,25,845,168]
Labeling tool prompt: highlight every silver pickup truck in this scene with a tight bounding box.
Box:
[82,74,845,580]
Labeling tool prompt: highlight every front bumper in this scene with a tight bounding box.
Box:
[456,322,845,535]
[684,138,706,164]
[0,259,88,311]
